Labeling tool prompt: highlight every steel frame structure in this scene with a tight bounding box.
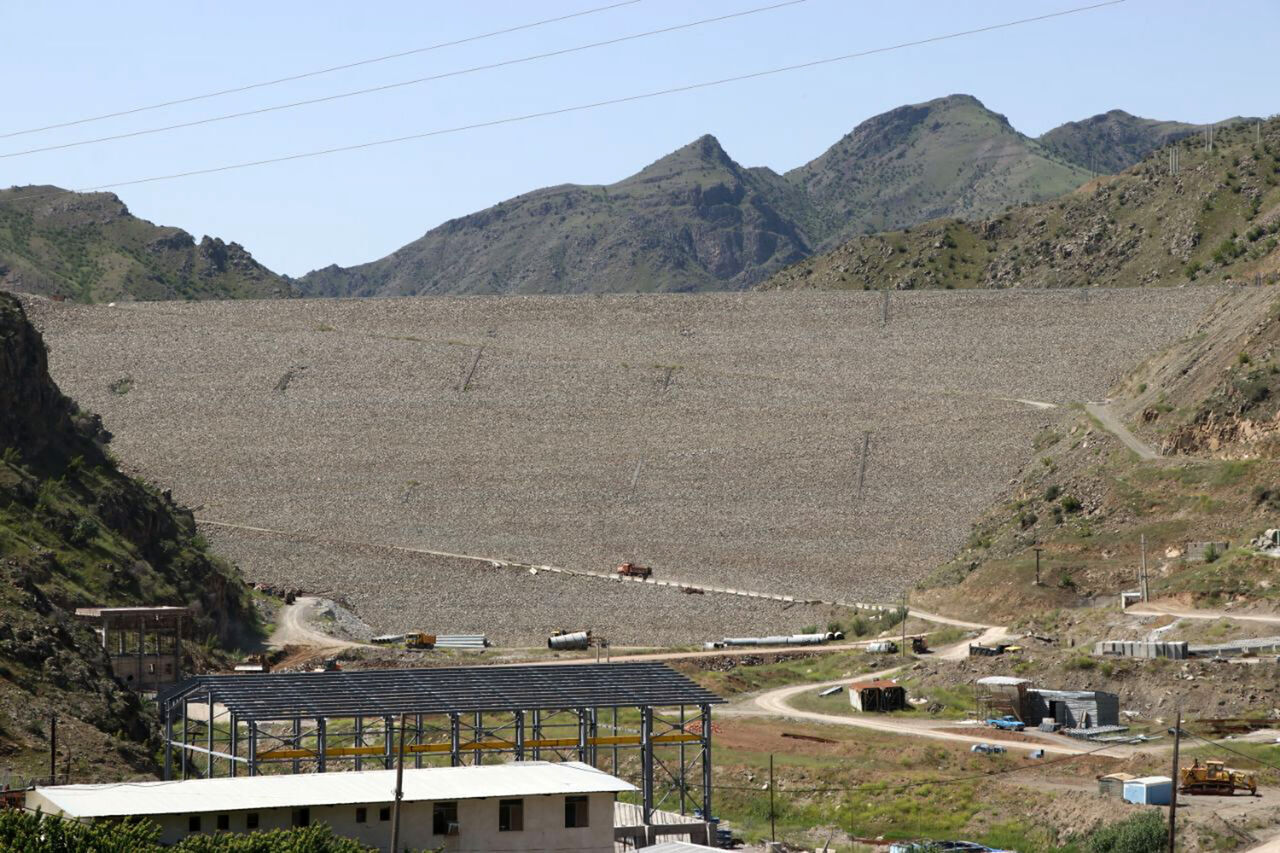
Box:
[158,662,722,823]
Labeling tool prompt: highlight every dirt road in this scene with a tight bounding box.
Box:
[1086,401,1159,461]
[1126,601,1280,626]
[270,596,366,652]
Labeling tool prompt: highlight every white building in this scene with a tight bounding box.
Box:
[27,760,632,852]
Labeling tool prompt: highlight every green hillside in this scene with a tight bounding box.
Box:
[786,94,1090,246]
[1038,109,1210,174]
[765,117,1280,292]
[0,187,292,303]
[299,95,1102,297]
[0,292,259,781]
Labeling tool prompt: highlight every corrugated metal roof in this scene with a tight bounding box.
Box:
[158,662,723,719]
[849,680,901,690]
[976,676,1032,686]
[613,801,703,827]
[32,761,633,818]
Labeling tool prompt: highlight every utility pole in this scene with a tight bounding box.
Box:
[390,713,407,853]
[1033,547,1043,586]
[769,754,776,843]
[900,590,908,659]
[49,713,57,785]
[1168,708,1181,853]
[1140,534,1149,602]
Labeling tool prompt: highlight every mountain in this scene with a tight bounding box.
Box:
[0,187,292,303]
[785,94,1090,245]
[0,292,258,780]
[301,134,813,295]
[1039,109,1255,175]
[298,95,1097,297]
[764,116,1280,292]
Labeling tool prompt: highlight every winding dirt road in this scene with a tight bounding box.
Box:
[1086,400,1159,460]
[1125,601,1280,626]
[270,596,366,653]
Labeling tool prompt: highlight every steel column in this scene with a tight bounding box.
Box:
[384,716,394,770]
[180,697,189,780]
[531,710,541,760]
[316,718,326,772]
[230,712,238,778]
[514,710,525,760]
[414,714,423,769]
[163,702,173,781]
[473,711,483,766]
[354,717,364,771]
[292,718,301,774]
[206,695,215,778]
[449,713,461,767]
[700,704,712,819]
[247,722,258,777]
[642,705,654,824]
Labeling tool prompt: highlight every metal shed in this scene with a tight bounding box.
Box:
[1029,689,1120,729]
[1123,776,1173,806]
[848,680,907,712]
[158,662,723,828]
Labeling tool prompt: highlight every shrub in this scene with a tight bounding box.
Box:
[1085,810,1165,853]
[1065,654,1095,670]
[1043,484,1062,502]
[1203,543,1219,563]
[1060,495,1082,513]
[68,517,100,546]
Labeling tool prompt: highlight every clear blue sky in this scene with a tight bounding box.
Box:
[3,0,1277,276]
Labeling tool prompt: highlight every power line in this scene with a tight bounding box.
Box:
[1183,729,1280,774]
[0,0,644,141]
[0,0,807,160]
[1,0,1122,202]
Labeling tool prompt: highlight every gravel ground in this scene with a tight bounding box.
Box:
[26,289,1225,641]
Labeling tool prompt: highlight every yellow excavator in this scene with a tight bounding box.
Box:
[1179,759,1258,796]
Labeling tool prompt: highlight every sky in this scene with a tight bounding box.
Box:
[3,0,1278,276]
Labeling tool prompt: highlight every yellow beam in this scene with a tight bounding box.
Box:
[255,731,701,760]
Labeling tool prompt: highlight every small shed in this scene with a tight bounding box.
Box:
[848,680,906,712]
[1123,776,1173,806]
[1098,772,1136,799]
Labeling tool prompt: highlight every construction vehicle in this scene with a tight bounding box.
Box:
[911,636,929,654]
[1179,759,1258,796]
[405,632,436,649]
[616,562,652,579]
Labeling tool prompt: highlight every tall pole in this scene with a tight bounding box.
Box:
[1140,534,1148,602]
[900,591,908,658]
[49,712,57,785]
[390,713,407,853]
[1168,708,1181,853]
[1033,547,1042,586]
[769,754,776,843]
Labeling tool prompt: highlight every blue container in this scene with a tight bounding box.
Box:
[1123,776,1172,805]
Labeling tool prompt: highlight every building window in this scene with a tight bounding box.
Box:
[433,801,459,836]
[292,807,310,828]
[565,795,590,828]
[188,815,201,833]
[499,798,523,832]
[216,814,229,831]
[379,806,391,822]
[356,807,367,823]
[246,813,259,830]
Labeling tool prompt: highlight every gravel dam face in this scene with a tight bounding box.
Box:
[28,289,1225,642]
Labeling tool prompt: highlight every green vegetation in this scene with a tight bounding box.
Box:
[0,811,378,852]
[769,116,1280,292]
[0,188,291,302]
[1084,811,1166,853]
